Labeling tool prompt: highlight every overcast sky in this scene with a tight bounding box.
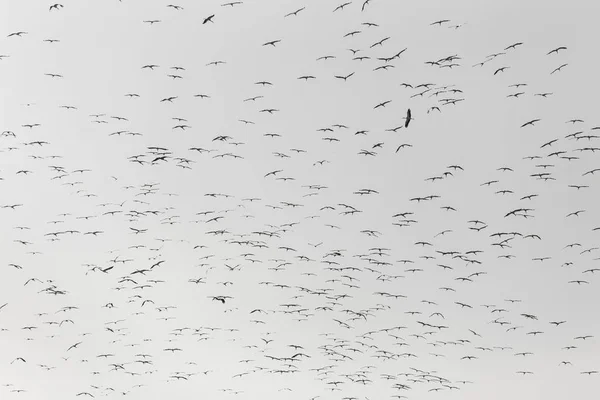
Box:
[1,0,600,399]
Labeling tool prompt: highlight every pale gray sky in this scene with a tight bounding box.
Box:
[1,0,599,399]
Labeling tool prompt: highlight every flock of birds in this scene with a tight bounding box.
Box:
[1,1,599,399]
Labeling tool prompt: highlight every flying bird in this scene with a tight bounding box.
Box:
[404,109,412,127]
[547,46,567,55]
[521,119,540,128]
[551,63,568,74]
[284,7,305,17]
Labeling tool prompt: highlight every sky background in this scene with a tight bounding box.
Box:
[1,0,600,399]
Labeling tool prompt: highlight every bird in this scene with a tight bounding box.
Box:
[404,109,412,128]
[551,64,568,74]
[547,46,567,55]
[505,42,523,50]
[333,2,351,12]
[67,342,83,351]
[521,119,540,128]
[262,40,282,47]
[374,100,392,109]
[285,7,305,17]
[334,72,354,81]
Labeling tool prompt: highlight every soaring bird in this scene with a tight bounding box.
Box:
[285,7,305,17]
[551,63,568,74]
[547,46,567,55]
[7,31,28,37]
